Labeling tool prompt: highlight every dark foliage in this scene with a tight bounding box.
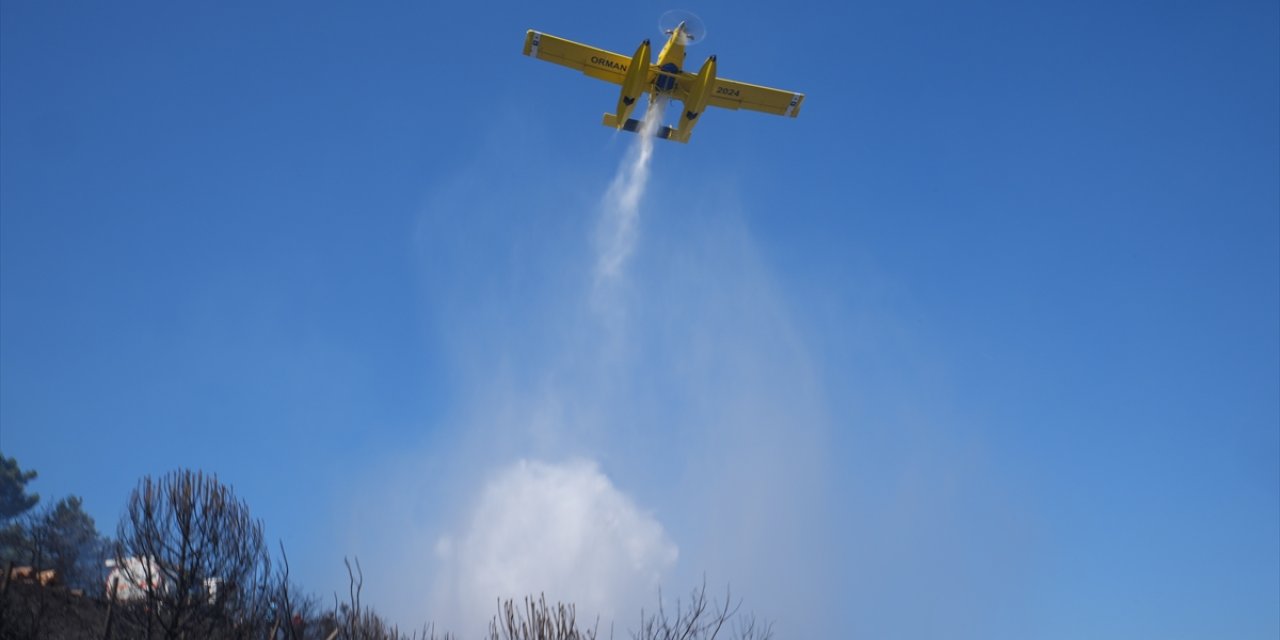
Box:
[0,455,38,523]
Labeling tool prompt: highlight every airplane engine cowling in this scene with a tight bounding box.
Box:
[615,40,651,125]
[672,55,716,142]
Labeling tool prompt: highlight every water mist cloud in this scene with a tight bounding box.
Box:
[433,459,677,629]
[400,102,691,615]
[357,103,887,637]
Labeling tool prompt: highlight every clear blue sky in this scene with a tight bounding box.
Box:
[2,1,1277,637]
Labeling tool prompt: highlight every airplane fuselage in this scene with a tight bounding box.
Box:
[652,24,689,94]
[602,22,713,141]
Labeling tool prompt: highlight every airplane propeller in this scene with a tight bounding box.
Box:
[658,9,706,46]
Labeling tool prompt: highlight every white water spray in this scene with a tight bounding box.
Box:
[594,97,667,281]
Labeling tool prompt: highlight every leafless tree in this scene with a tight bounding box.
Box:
[113,469,273,639]
[480,582,771,640]
[631,581,773,640]
[275,541,325,640]
[487,595,598,640]
[324,557,453,640]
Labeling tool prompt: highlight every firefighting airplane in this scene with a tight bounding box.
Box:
[522,21,805,143]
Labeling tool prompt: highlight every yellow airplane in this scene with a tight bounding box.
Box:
[522,22,805,143]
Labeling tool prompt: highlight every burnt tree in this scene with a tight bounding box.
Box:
[114,469,273,639]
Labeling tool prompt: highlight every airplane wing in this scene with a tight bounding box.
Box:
[523,30,631,86]
[704,77,805,117]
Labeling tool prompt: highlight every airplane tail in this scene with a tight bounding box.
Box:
[602,113,688,143]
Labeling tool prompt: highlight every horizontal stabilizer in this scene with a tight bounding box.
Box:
[601,113,687,143]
